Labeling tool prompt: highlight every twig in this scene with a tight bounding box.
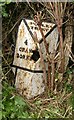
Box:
[8,4,18,25]
[5,69,11,76]
[64,106,72,117]
[2,55,11,68]
[46,108,64,118]
[62,92,72,102]
[33,31,47,88]
[2,9,27,42]
[41,98,55,102]
[51,53,55,91]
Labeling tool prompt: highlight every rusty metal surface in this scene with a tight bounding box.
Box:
[12,19,58,99]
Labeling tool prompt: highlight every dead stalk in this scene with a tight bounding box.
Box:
[52,3,64,73]
[38,24,49,54]
[34,13,52,92]
[45,3,65,91]
[64,106,72,117]
[39,24,53,91]
[51,53,55,91]
[33,32,47,92]
[34,2,66,92]
[38,23,52,91]
[48,63,51,90]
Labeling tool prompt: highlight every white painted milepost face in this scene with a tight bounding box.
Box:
[12,19,58,99]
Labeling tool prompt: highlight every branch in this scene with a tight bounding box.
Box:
[33,32,47,87]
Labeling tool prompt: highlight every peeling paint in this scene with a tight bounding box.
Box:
[12,19,58,99]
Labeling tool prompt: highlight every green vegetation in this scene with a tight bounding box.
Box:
[1,1,74,119]
[1,62,74,119]
[2,68,73,119]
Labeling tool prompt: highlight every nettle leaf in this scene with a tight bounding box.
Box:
[71,93,74,109]
[65,84,73,92]
[2,111,6,118]
[18,111,29,118]
[15,96,26,106]
[2,7,8,17]
[0,111,2,120]
[10,113,15,118]
[0,102,4,109]
[34,100,42,106]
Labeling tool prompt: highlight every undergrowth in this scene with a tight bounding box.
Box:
[1,68,73,119]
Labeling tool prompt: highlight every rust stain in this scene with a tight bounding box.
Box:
[19,25,25,37]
